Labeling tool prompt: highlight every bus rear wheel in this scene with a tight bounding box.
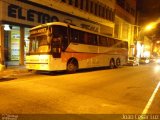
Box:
[109,59,115,69]
[115,58,121,68]
[67,59,78,73]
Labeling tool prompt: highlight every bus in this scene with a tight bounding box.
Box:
[26,22,128,72]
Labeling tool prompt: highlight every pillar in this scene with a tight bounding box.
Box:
[119,22,123,39]
[0,25,5,70]
[19,26,25,65]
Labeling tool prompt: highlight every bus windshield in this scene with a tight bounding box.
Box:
[29,35,50,53]
[28,25,68,55]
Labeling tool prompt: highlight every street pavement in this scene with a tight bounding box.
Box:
[0,63,160,120]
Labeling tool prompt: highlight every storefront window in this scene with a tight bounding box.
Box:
[4,26,30,63]
[11,26,20,61]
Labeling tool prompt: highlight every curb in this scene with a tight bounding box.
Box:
[0,68,32,78]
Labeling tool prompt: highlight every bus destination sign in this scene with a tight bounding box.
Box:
[30,28,47,35]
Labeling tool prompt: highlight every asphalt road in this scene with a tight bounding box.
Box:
[0,63,160,119]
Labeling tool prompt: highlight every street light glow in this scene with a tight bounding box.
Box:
[145,22,157,31]
[156,41,160,44]
[154,65,160,73]
[145,25,153,31]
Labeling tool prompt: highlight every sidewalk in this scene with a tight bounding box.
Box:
[0,66,31,78]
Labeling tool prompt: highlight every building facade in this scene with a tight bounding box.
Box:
[29,0,116,35]
[114,0,137,57]
[0,0,137,69]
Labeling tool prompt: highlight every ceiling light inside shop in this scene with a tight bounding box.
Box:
[4,24,11,31]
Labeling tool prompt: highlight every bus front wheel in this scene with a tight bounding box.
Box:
[67,59,78,73]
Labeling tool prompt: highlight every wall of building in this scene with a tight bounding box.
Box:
[142,36,152,57]
[29,0,116,36]
[114,0,137,57]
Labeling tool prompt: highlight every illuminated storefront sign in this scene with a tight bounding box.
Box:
[8,4,59,24]
[6,2,99,32]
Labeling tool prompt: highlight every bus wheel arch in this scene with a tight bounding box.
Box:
[115,58,121,68]
[67,57,79,73]
[109,58,115,69]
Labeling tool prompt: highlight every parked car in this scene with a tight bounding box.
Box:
[127,57,139,66]
[139,57,150,64]
[150,57,156,63]
[156,57,160,64]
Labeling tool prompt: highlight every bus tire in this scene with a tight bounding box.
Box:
[115,58,121,68]
[109,59,115,69]
[67,58,78,73]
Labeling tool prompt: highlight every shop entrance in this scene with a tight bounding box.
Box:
[4,25,30,66]
[4,26,20,66]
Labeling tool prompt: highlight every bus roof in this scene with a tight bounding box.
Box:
[30,22,68,30]
[30,22,127,42]
[30,22,100,35]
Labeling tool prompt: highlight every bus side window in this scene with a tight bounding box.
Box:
[61,27,68,51]
[99,36,107,46]
[99,36,102,46]
[52,36,62,50]
[116,40,123,48]
[83,32,97,45]
[89,33,97,45]
[87,33,92,45]
[70,29,79,43]
[111,39,115,46]
[114,39,117,47]
[79,31,85,44]
[83,32,88,44]
[105,37,109,46]
[125,42,128,49]
[52,26,68,51]
[107,38,114,47]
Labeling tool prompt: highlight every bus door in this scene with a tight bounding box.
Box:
[52,36,62,58]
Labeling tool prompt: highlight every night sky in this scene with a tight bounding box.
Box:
[137,0,160,39]
[137,0,160,25]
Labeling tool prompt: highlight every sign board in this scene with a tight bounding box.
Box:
[0,0,99,32]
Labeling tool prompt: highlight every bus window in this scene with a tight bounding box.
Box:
[83,32,88,44]
[124,42,128,49]
[79,31,85,44]
[29,35,49,53]
[82,32,97,45]
[70,29,79,43]
[52,35,62,58]
[52,25,68,51]
[120,41,128,49]
[89,33,97,45]
[116,40,122,48]
[51,25,68,57]
[37,35,49,52]
[108,38,115,47]
[30,38,36,52]
[99,36,107,46]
